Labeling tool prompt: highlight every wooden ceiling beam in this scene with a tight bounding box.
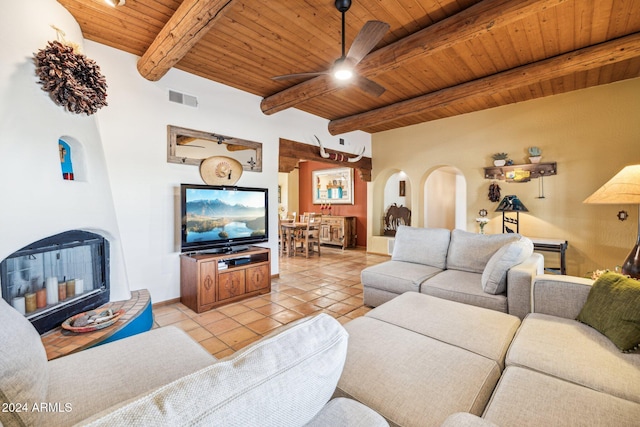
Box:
[260,0,569,116]
[137,0,236,81]
[328,33,640,135]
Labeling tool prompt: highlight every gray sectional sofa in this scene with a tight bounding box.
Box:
[336,274,640,427]
[3,259,638,426]
[361,226,544,319]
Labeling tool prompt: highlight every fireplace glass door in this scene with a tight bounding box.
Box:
[1,230,110,333]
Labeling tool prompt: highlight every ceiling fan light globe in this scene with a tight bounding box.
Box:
[334,68,353,80]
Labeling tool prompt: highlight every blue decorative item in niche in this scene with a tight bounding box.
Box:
[58,139,74,180]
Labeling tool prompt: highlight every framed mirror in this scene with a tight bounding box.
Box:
[167,125,262,172]
[312,167,354,205]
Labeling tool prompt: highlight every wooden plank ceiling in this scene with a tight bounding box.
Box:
[58,0,640,134]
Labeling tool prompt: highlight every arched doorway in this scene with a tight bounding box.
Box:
[424,166,466,230]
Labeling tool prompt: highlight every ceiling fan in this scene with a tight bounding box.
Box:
[271,0,389,97]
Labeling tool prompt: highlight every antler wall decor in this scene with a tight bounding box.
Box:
[314,135,364,163]
[278,138,372,181]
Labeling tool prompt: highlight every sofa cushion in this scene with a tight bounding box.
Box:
[365,292,520,370]
[506,313,640,404]
[483,366,640,427]
[336,316,502,427]
[576,272,640,352]
[0,298,49,427]
[447,229,520,274]
[391,226,451,269]
[361,260,442,294]
[481,237,533,295]
[441,413,499,427]
[421,270,508,313]
[83,314,348,427]
[304,397,389,427]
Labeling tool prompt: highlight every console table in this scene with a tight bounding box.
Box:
[530,237,568,275]
[180,246,271,313]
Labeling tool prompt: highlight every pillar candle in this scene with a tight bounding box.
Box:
[45,277,58,305]
[36,288,47,308]
[25,293,36,313]
[74,279,84,295]
[58,282,66,301]
[12,297,25,315]
[66,280,75,298]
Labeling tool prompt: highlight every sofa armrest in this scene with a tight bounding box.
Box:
[506,253,544,319]
[531,274,593,319]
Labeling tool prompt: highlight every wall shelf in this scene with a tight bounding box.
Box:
[484,162,557,181]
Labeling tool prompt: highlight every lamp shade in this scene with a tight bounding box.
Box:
[583,165,640,204]
[495,195,529,212]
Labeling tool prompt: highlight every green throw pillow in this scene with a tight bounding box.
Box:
[577,272,640,352]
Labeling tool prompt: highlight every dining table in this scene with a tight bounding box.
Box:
[280,221,308,256]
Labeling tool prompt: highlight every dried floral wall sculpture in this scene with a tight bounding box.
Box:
[34,39,108,115]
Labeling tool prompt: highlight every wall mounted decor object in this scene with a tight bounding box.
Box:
[312,167,354,205]
[199,156,243,186]
[279,138,371,181]
[34,39,107,115]
[167,125,261,172]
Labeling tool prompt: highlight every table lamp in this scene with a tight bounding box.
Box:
[584,164,640,278]
[495,195,528,233]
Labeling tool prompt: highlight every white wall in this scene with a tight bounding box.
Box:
[0,0,129,300]
[85,42,371,303]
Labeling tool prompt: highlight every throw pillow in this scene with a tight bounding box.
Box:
[576,272,640,352]
[447,229,521,273]
[481,237,534,294]
[392,226,451,269]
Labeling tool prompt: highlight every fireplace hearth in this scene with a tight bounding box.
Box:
[1,230,110,334]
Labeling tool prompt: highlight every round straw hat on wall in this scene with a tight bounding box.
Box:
[200,156,243,186]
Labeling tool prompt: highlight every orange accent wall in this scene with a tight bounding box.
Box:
[298,161,367,247]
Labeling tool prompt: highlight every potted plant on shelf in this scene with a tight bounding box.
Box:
[528,146,542,163]
[492,152,509,167]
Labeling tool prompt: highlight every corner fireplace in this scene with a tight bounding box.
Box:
[1,230,110,334]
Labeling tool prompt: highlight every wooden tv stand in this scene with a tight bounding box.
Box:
[180,246,271,313]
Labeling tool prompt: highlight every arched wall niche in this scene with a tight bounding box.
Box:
[382,171,411,234]
[371,168,404,237]
[59,135,86,182]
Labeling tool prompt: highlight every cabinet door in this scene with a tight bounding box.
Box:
[330,225,342,244]
[199,261,217,307]
[320,224,331,242]
[246,264,269,292]
[218,270,246,301]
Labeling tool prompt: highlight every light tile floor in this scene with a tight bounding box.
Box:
[152,247,388,358]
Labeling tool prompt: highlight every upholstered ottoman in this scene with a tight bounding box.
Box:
[335,292,521,427]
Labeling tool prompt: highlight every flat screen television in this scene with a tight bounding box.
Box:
[180,184,269,253]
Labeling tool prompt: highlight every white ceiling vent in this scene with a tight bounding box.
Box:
[168,90,198,108]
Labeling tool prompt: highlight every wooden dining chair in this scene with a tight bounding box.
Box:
[279,217,294,256]
[292,213,322,258]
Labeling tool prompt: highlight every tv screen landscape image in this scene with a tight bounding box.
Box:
[181,184,268,253]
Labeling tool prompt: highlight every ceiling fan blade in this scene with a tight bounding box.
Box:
[354,75,386,97]
[346,21,390,65]
[271,71,330,80]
